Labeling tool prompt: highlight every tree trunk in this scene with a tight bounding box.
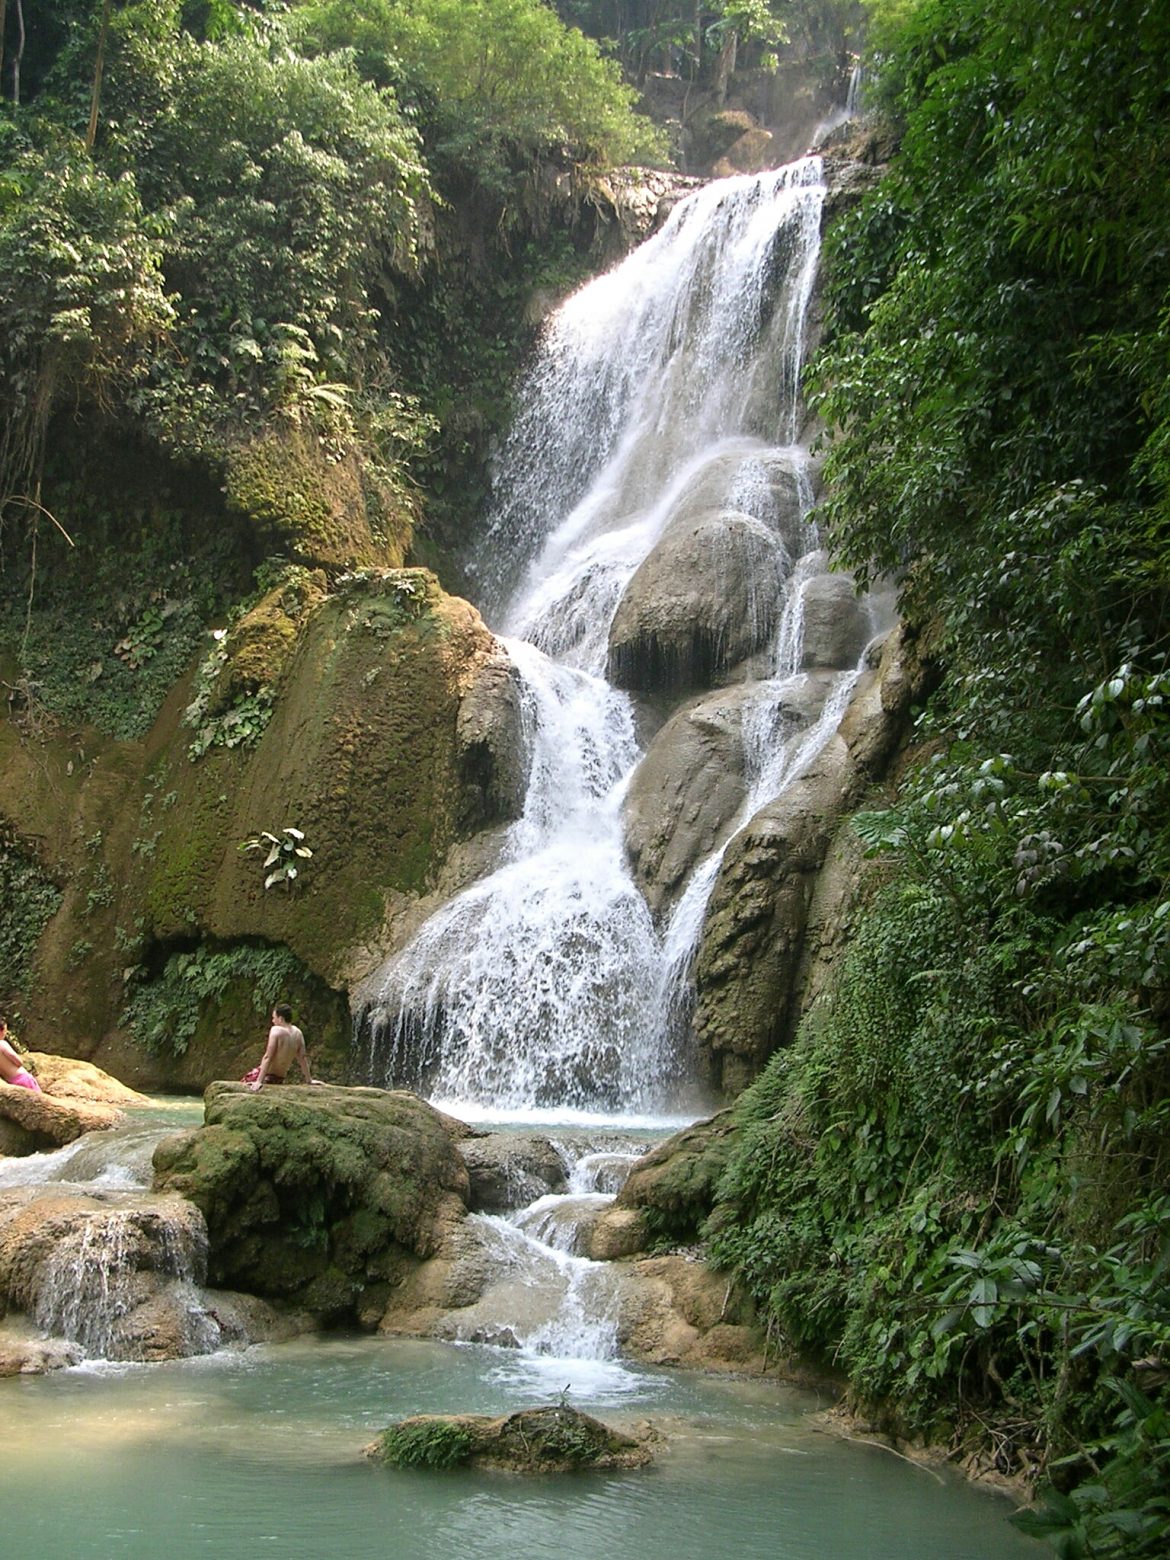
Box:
[10,0,23,106]
[713,29,737,104]
[87,0,115,152]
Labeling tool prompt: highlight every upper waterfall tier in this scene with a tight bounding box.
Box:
[476,160,826,655]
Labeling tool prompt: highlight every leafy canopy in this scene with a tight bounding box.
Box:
[294,0,667,166]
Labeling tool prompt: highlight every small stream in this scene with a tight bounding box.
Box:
[0,1107,1043,1559]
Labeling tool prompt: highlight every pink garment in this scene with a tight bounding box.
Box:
[7,1068,40,1092]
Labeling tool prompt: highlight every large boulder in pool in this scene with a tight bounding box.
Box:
[152,1083,470,1322]
[368,1406,655,1472]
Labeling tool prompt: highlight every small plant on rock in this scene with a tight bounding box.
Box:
[241,827,313,890]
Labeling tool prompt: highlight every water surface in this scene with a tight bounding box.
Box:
[1,1335,1043,1560]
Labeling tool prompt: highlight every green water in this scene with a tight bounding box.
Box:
[1,1335,1042,1560]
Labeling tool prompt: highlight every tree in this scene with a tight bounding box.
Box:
[294,0,666,167]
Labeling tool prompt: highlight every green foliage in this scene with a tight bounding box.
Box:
[295,0,667,171]
[0,145,172,519]
[0,4,434,580]
[115,17,430,463]
[240,827,313,892]
[376,1419,474,1469]
[701,0,1170,1539]
[121,942,308,1056]
[0,836,63,1005]
[554,1,858,86]
[1013,1381,1170,1559]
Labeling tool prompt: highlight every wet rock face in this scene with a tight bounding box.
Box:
[0,1191,212,1362]
[455,649,527,831]
[799,573,875,670]
[692,627,926,1091]
[152,1083,470,1322]
[457,1133,568,1213]
[607,510,786,699]
[622,675,833,918]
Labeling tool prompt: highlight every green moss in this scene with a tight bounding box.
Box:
[225,430,336,553]
[0,499,251,741]
[376,1420,474,1470]
[617,1113,737,1246]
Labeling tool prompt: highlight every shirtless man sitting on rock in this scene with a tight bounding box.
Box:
[247,1004,313,1090]
[0,1015,41,1091]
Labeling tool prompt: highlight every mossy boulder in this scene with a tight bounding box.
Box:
[224,421,413,571]
[131,569,513,988]
[596,1110,739,1252]
[368,1406,655,1473]
[152,1082,470,1320]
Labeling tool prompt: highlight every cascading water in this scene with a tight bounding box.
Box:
[364,158,872,1116]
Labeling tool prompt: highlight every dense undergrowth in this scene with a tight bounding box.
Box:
[705,1,1170,1553]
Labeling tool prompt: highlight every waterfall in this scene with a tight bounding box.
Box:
[364,158,863,1116]
[27,1202,212,1360]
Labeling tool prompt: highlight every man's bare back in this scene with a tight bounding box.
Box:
[250,1006,312,1090]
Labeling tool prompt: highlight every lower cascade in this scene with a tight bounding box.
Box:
[361,159,889,1114]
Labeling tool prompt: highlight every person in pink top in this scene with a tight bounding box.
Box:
[0,1015,40,1091]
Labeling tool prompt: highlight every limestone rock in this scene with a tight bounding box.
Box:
[588,1207,648,1261]
[608,510,786,698]
[368,1406,655,1473]
[24,1053,149,1107]
[0,1323,83,1375]
[455,647,527,830]
[0,1189,216,1362]
[688,108,758,166]
[152,1083,470,1322]
[693,732,852,1093]
[457,1134,567,1213]
[799,571,874,670]
[656,450,808,561]
[622,675,832,915]
[0,1082,121,1153]
[617,1254,762,1372]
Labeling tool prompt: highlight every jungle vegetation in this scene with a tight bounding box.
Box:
[0,1,1167,1553]
[703,2,1170,1554]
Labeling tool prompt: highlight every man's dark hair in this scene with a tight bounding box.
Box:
[274,1003,294,1023]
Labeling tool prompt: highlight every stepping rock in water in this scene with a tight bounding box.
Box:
[366,1405,658,1473]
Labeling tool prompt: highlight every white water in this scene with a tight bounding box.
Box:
[365,159,874,1115]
